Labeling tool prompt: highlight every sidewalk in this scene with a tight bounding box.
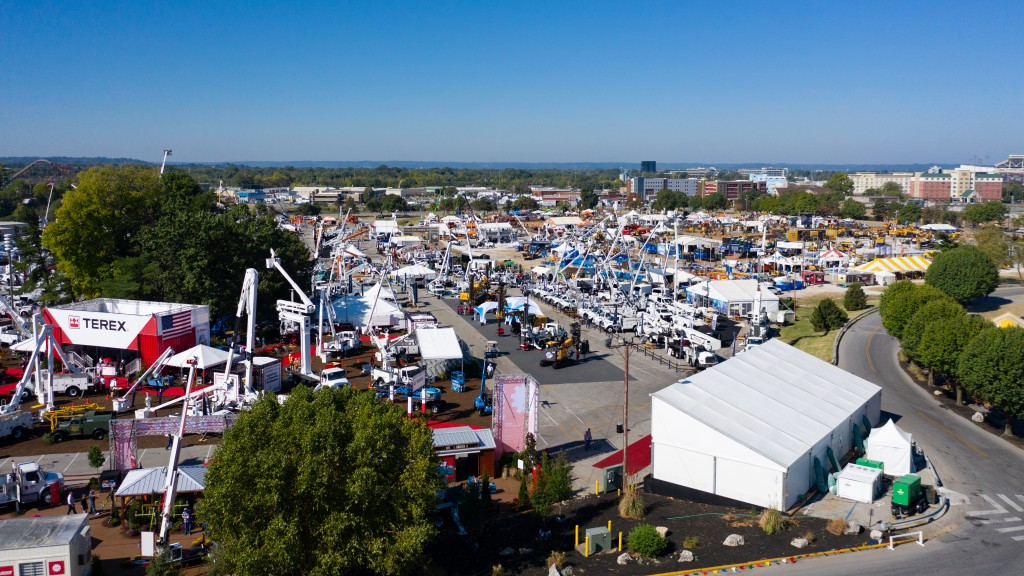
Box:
[0,444,218,487]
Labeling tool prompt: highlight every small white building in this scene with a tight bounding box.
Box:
[685,279,780,317]
[0,514,92,576]
[650,339,882,510]
[477,222,516,244]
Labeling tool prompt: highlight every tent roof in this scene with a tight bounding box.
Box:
[687,279,781,304]
[852,256,931,273]
[393,264,436,278]
[362,282,396,301]
[116,466,208,497]
[415,327,464,360]
[651,339,881,469]
[165,345,229,369]
[868,419,912,447]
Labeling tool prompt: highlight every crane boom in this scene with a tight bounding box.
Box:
[158,358,197,545]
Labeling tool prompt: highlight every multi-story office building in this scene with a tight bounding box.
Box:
[640,160,657,173]
[853,166,1003,202]
[628,177,699,199]
[850,172,916,196]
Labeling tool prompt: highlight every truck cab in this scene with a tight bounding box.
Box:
[317,367,351,390]
[52,411,113,442]
[0,462,64,507]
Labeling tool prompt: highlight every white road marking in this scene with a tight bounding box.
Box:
[971,494,1008,515]
[0,457,10,471]
[976,516,1021,525]
[1013,535,1024,541]
[61,452,80,474]
[560,404,586,425]
[999,494,1024,512]
[996,525,1024,533]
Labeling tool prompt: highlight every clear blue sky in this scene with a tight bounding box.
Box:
[2,0,1021,165]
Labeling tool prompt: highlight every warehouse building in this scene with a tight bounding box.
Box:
[649,339,882,510]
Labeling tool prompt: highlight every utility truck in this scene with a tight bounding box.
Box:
[317,367,351,390]
[372,365,426,390]
[0,462,65,507]
[0,410,33,441]
[23,370,96,399]
[51,411,112,442]
[668,338,719,370]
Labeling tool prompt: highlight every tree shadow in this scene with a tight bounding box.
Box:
[966,295,1014,313]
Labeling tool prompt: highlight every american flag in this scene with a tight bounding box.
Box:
[161,310,193,338]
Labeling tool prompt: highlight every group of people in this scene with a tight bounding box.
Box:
[65,488,99,515]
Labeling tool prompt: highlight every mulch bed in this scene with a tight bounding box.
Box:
[430,491,868,576]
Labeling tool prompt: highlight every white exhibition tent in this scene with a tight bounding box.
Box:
[920,223,957,232]
[331,296,405,329]
[504,296,544,316]
[165,345,229,369]
[865,419,914,476]
[361,282,396,302]
[474,301,500,322]
[650,339,882,510]
[392,264,437,280]
[686,279,780,317]
[414,327,464,360]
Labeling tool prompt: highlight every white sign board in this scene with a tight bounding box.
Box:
[140,531,155,557]
[46,309,153,349]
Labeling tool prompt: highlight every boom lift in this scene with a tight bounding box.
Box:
[222,269,258,405]
[266,249,315,376]
[158,358,198,546]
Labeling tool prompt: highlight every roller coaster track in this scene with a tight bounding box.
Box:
[1,158,75,188]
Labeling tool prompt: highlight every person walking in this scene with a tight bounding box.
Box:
[584,428,592,451]
[66,492,77,515]
[89,488,98,515]
[165,434,173,450]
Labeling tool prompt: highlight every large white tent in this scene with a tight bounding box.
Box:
[392,264,437,280]
[685,279,780,317]
[414,327,464,360]
[331,296,405,329]
[865,419,914,476]
[650,339,882,510]
[165,345,229,369]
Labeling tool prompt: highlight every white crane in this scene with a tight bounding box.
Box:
[222,268,258,404]
[159,149,172,175]
[158,357,198,546]
[266,249,315,375]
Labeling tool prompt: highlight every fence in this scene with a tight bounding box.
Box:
[888,531,924,550]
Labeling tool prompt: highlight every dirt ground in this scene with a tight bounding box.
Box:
[431,489,869,576]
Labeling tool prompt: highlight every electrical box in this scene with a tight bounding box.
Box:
[892,474,922,508]
[585,527,611,554]
[855,458,884,471]
[601,464,623,493]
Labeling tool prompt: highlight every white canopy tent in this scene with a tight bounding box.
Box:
[361,282,396,302]
[474,301,500,323]
[504,296,544,317]
[392,264,437,280]
[331,296,405,330]
[865,419,914,476]
[650,339,882,510]
[415,327,464,360]
[165,345,229,369]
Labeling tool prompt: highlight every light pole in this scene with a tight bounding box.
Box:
[607,335,641,488]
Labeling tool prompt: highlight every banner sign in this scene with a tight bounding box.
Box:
[110,414,237,471]
[46,308,153,349]
[491,373,539,459]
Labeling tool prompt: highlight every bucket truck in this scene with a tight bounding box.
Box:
[220,268,258,405]
[267,249,315,376]
[157,358,198,546]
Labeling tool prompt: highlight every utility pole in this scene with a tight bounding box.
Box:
[622,341,630,484]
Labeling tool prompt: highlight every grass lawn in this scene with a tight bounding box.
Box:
[778,294,877,362]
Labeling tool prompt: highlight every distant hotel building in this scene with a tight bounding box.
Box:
[743,167,789,195]
[628,177,699,199]
[850,165,1003,203]
[702,180,767,201]
[640,161,657,173]
[529,186,579,206]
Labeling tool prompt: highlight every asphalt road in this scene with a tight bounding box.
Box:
[774,287,1024,575]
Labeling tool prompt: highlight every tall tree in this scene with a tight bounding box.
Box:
[925,245,999,303]
[901,297,963,360]
[824,173,853,196]
[199,387,441,576]
[41,165,162,297]
[917,314,988,401]
[957,326,1024,436]
[840,198,866,220]
[963,201,1008,225]
[878,281,948,339]
[972,227,1010,268]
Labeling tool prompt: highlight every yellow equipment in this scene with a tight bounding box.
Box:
[43,402,104,432]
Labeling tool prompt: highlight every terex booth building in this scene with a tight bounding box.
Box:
[43,298,210,366]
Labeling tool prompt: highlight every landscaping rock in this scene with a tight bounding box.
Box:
[500,547,514,557]
[844,521,862,535]
[934,390,944,396]
[870,529,884,541]
[723,534,745,547]
[561,567,574,576]
[972,411,985,423]
[678,550,694,562]
[656,526,669,537]
[518,547,533,556]
[790,538,809,549]
[617,553,633,565]
[548,564,562,576]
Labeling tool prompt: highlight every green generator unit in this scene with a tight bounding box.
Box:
[856,458,884,471]
[891,474,926,518]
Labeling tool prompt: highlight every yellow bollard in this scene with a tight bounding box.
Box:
[607,520,612,531]
[575,525,579,548]
[618,488,621,497]
[618,531,622,552]
[595,480,599,495]
[585,535,590,557]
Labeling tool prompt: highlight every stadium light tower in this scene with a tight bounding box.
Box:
[160,149,173,174]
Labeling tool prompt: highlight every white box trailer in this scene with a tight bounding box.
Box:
[0,515,92,576]
[836,463,882,503]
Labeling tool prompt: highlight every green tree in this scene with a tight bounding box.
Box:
[881,181,905,199]
[957,326,1024,436]
[878,281,948,339]
[578,189,599,210]
[470,197,496,213]
[824,172,854,196]
[925,244,999,303]
[843,283,868,311]
[810,298,848,333]
[702,192,726,210]
[972,227,1010,268]
[41,165,162,297]
[87,445,106,473]
[839,198,866,220]
[379,194,408,213]
[510,195,538,212]
[901,298,963,360]
[963,201,1008,225]
[917,314,988,400]
[1004,180,1024,203]
[198,387,441,576]
[895,201,922,224]
[294,202,322,216]
[871,198,892,221]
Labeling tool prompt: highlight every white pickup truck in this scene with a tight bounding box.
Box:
[0,326,21,346]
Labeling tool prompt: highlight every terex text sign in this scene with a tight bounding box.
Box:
[46,309,153,349]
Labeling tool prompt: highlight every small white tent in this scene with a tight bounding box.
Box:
[865,419,914,476]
